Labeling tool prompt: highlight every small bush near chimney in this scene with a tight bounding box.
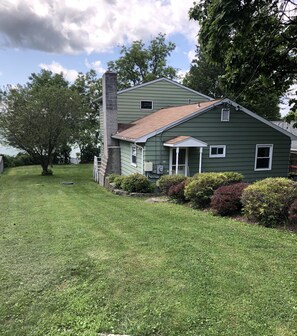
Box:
[121,173,152,193]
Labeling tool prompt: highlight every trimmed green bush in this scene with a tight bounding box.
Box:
[184,173,229,208]
[210,183,249,216]
[121,173,152,193]
[241,178,297,227]
[113,175,127,189]
[108,173,120,183]
[223,172,244,184]
[158,174,188,195]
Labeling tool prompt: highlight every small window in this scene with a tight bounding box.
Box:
[140,100,153,109]
[221,108,230,121]
[255,144,273,171]
[209,145,226,158]
[131,145,137,166]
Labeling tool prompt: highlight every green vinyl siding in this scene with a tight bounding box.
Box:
[117,79,211,123]
[143,106,291,181]
[120,141,143,176]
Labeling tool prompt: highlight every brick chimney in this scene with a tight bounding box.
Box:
[99,72,121,186]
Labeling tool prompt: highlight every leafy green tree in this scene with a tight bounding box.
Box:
[183,48,225,98]
[108,33,178,90]
[189,0,297,119]
[0,71,84,175]
[71,70,102,162]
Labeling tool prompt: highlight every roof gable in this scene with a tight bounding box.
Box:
[113,98,296,143]
[117,78,214,101]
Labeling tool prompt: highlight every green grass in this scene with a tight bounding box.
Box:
[0,165,296,336]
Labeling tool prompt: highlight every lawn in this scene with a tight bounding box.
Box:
[0,165,296,336]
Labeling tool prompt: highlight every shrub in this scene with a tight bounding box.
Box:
[184,173,229,208]
[168,180,188,203]
[121,173,152,193]
[108,173,120,183]
[210,182,249,216]
[241,178,297,227]
[223,172,244,185]
[158,175,187,195]
[288,199,297,225]
[113,175,126,189]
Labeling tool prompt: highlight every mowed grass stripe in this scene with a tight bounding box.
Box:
[0,165,296,336]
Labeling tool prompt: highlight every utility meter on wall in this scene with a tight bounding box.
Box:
[156,165,164,174]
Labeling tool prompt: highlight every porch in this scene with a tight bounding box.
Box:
[164,136,208,176]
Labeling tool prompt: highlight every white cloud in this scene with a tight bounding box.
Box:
[177,69,187,82]
[187,49,196,63]
[39,61,78,82]
[0,0,198,54]
[84,59,106,75]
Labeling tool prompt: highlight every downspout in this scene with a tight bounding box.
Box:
[135,143,144,175]
[199,147,203,174]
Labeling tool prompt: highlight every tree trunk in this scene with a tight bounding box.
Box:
[41,155,52,175]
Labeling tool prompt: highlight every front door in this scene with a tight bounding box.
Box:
[170,147,188,176]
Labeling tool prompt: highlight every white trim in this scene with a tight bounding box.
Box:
[221,108,230,121]
[140,100,153,110]
[135,144,144,174]
[131,144,137,167]
[209,145,226,158]
[164,137,208,148]
[254,144,273,171]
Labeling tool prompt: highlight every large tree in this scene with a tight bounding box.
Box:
[189,0,297,119]
[108,33,178,90]
[71,69,102,163]
[183,48,225,98]
[0,70,84,175]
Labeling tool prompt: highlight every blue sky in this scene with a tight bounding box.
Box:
[0,0,198,87]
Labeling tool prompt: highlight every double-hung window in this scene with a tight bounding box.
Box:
[254,144,273,170]
[209,145,226,158]
[131,145,137,166]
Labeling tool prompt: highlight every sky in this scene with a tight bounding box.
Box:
[0,0,199,87]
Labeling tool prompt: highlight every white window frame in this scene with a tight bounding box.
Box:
[221,108,230,122]
[254,144,273,171]
[209,145,226,158]
[131,144,137,167]
[140,100,153,110]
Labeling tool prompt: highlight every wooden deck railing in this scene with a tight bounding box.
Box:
[93,156,101,182]
[0,156,3,174]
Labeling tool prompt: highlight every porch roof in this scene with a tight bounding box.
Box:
[164,136,208,147]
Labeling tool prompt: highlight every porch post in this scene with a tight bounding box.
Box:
[199,147,203,174]
[175,147,179,175]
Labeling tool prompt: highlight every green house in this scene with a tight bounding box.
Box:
[98,72,294,184]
